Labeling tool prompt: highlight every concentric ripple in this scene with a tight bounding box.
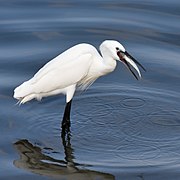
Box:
[71,84,180,167]
[116,143,160,160]
[73,97,114,118]
[149,110,180,126]
[121,97,146,109]
[14,84,180,168]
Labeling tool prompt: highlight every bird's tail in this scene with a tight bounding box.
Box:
[14,80,36,104]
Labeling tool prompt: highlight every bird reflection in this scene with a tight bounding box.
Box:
[13,133,114,180]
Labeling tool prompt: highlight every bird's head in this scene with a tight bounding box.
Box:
[100,40,146,80]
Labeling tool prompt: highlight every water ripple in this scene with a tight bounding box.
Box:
[121,97,146,109]
[12,84,180,168]
[71,84,180,167]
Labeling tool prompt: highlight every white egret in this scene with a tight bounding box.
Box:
[14,40,145,132]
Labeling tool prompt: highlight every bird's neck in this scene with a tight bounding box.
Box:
[100,54,117,75]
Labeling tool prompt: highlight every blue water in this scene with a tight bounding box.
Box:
[1,0,180,180]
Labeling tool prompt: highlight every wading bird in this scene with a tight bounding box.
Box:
[14,40,145,132]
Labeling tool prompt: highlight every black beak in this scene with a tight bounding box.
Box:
[124,51,146,72]
[117,51,146,80]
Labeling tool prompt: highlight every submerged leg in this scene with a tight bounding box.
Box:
[61,100,72,133]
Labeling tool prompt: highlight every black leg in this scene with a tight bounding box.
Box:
[61,100,72,133]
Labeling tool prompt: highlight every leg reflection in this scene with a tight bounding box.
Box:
[61,130,75,165]
[61,131,80,172]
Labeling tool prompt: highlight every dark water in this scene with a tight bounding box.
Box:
[1,0,180,179]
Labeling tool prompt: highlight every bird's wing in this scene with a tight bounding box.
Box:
[33,43,95,82]
[26,53,93,94]
[14,43,97,99]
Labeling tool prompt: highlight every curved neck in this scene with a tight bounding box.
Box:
[100,50,117,75]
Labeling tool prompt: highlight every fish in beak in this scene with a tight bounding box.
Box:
[117,50,146,80]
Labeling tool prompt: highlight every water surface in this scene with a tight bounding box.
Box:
[0,0,180,180]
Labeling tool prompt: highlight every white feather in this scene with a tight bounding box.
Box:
[14,40,143,104]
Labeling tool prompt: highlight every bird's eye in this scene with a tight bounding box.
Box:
[116,47,119,51]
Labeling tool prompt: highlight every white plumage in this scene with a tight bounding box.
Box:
[14,40,144,105]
